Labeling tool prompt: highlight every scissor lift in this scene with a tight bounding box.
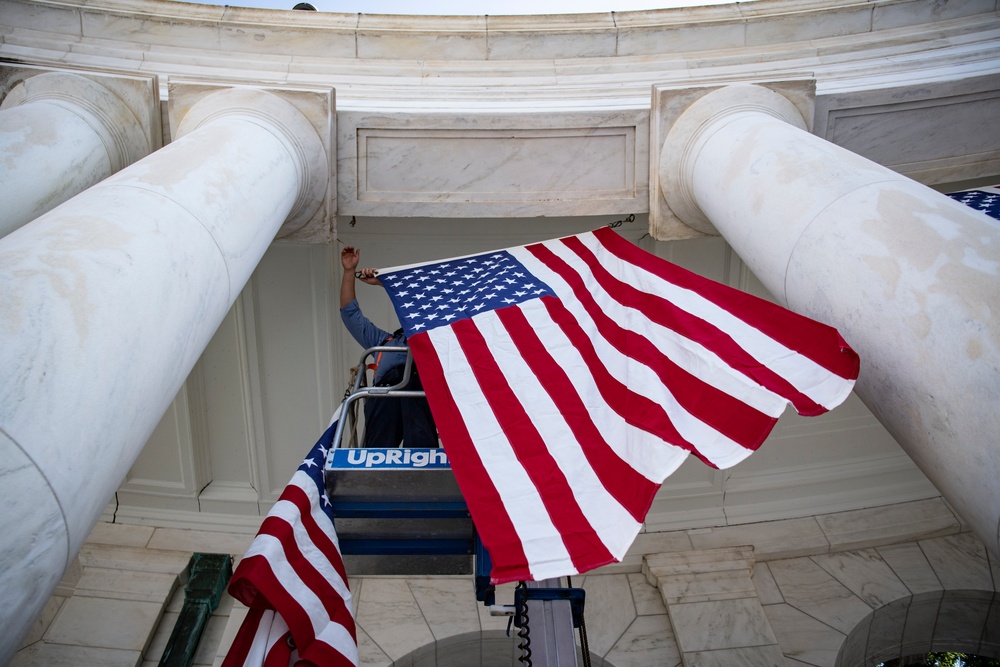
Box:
[323,346,587,666]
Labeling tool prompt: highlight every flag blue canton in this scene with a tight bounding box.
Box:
[380,250,556,337]
[302,423,336,522]
[948,188,1000,221]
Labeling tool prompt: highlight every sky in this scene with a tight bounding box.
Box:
[189,0,734,13]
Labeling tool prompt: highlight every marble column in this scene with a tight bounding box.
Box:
[0,71,153,238]
[0,86,329,661]
[659,83,1000,560]
[644,547,785,666]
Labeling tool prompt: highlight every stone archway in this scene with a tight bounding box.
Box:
[836,590,1000,667]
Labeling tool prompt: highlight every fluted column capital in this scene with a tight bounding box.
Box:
[168,83,335,242]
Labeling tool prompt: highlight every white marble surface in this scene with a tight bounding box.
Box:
[0,85,323,662]
[766,558,874,634]
[354,578,435,661]
[810,549,911,609]
[603,614,681,667]
[338,108,648,219]
[0,69,154,238]
[169,83,334,243]
[660,82,1000,572]
[668,597,779,652]
[763,602,846,666]
[918,532,994,591]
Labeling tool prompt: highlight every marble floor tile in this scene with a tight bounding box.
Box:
[876,542,942,594]
[12,643,142,667]
[816,498,959,551]
[919,532,995,591]
[628,572,667,616]
[685,644,787,667]
[44,595,163,652]
[668,597,778,652]
[810,549,910,608]
[192,613,230,665]
[75,566,178,602]
[213,604,249,663]
[146,527,253,556]
[17,594,66,647]
[355,578,434,661]
[356,623,393,667]
[752,562,784,606]
[603,614,681,667]
[78,544,191,574]
[407,577,482,639]
[86,521,155,548]
[767,557,873,634]
[764,603,846,667]
[578,573,636,656]
[687,517,829,560]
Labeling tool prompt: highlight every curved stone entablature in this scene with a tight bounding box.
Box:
[3,0,999,223]
[0,0,997,109]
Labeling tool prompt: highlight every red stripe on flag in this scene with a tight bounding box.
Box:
[538,292,719,465]
[494,305,661,522]
[450,317,616,575]
[232,555,356,667]
[221,607,266,667]
[560,233,824,416]
[529,239,777,449]
[262,632,293,667]
[592,226,860,388]
[256,512,356,635]
[280,484,352,612]
[408,332,532,583]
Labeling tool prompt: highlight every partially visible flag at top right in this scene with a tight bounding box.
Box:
[948,186,1000,221]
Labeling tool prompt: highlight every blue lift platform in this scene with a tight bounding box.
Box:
[323,346,586,666]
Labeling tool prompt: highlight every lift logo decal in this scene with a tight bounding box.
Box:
[330,448,450,469]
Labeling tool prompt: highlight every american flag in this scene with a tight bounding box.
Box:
[380,227,859,584]
[223,413,358,667]
[948,187,1000,221]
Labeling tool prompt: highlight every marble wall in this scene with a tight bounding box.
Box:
[17,497,996,667]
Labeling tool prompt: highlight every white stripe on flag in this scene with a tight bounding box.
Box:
[515,299,689,481]
[477,304,643,559]
[426,322,573,579]
[576,233,851,409]
[512,245,759,469]
[517,241,790,416]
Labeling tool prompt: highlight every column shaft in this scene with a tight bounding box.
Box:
[0,72,152,238]
[663,84,1000,561]
[0,88,326,661]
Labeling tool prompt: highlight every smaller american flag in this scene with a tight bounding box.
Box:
[223,412,358,667]
[948,187,1000,221]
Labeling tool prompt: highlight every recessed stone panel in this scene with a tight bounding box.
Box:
[340,110,648,218]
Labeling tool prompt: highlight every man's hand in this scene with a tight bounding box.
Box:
[356,267,381,286]
[341,246,360,272]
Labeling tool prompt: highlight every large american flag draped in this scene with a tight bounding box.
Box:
[223,412,358,667]
[379,226,859,584]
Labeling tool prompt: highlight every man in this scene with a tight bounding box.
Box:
[340,245,437,448]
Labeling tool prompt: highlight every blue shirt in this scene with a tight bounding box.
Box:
[340,298,408,386]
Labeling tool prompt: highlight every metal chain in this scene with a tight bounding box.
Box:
[606,213,635,229]
[516,582,532,667]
